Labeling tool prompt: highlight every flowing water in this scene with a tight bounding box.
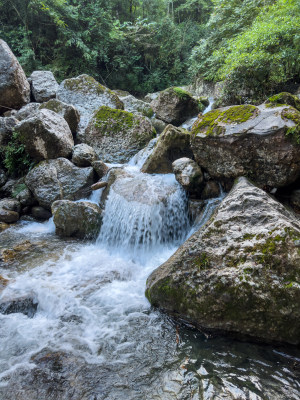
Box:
[0,156,299,399]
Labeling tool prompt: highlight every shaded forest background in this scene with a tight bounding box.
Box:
[0,0,299,100]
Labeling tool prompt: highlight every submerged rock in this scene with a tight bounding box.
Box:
[0,39,30,113]
[57,74,123,133]
[0,296,38,318]
[172,158,203,195]
[150,87,201,125]
[141,125,193,174]
[83,106,154,163]
[15,109,74,161]
[71,143,97,167]
[29,71,59,102]
[39,99,80,134]
[191,104,300,187]
[25,158,95,209]
[52,200,102,239]
[146,177,300,345]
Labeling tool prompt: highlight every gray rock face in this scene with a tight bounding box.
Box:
[15,109,74,161]
[0,40,30,113]
[0,198,21,223]
[120,94,154,118]
[146,177,300,344]
[72,144,97,167]
[191,104,300,187]
[141,125,193,174]
[25,158,95,209]
[39,99,80,134]
[172,158,203,195]
[52,200,102,239]
[150,87,200,125]
[14,103,40,121]
[83,106,154,163]
[56,74,123,133]
[92,160,109,179]
[29,71,59,102]
[0,116,18,145]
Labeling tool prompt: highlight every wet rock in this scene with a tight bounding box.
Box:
[52,200,102,239]
[83,106,154,163]
[92,160,109,179]
[0,222,9,232]
[0,296,38,318]
[146,177,300,344]
[191,104,300,187]
[172,158,203,195]
[121,94,154,118]
[29,71,59,102]
[150,87,201,125]
[100,167,131,204]
[57,74,123,133]
[0,116,18,145]
[188,199,205,223]
[91,181,108,190]
[0,39,30,113]
[0,198,20,223]
[31,206,52,220]
[0,275,8,290]
[39,99,80,134]
[15,109,74,161]
[201,180,220,200]
[141,125,193,174]
[25,158,95,209]
[72,143,97,167]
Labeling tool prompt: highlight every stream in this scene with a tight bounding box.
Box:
[0,103,300,399]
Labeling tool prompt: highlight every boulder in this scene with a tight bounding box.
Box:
[92,160,109,179]
[150,87,201,125]
[0,198,21,223]
[56,74,123,133]
[15,109,74,161]
[191,104,300,187]
[39,99,80,134]
[29,71,59,102]
[0,296,38,318]
[172,158,203,195]
[0,40,30,113]
[15,103,40,120]
[266,92,300,112]
[71,144,97,167]
[52,200,102,239]
[11,182,35,207]
[0,116,18,145]
[201,180,220,200]
[31,206,52,220]
[83,106,154,163]
[151,118,167,135]
[25,158,95,209]
[146,177,300,345]
[141,125,193,174]
[120,94,154,118]
[0,179,17,198]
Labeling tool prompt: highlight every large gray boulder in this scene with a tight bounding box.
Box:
[15,109,74,161]
[172,158,203,195]
[71,144,97,167]
[83,106,154,163]
[29,71,59,102]
[120,94,154,118]
[14,103,40,121]
[150,87,201,125]
[146,177,300,345]
[191,104,300,187]
[25,158,95,209]
[39,99,80,134]
[52,200,102,239]
[56,74,123,133]
[0,40,30,113]
[0,198,21,223]
[141,125,193,174]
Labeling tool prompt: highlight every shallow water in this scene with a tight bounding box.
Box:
[0,165,299,399]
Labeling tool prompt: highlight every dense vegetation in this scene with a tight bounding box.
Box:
[0,0,299,99]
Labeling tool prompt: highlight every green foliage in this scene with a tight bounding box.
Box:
[1,132,34,177]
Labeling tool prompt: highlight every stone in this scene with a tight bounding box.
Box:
[0,198,20,223]
[151,118,167,135]
[290,189,300,211]
[52,200,102,239]
[150,87,201,125]
[0,116,18,145]
[266,92,300,112]
[92,160,109,179]
[71,143,97,167]
[29,71,59,102]
[39,99,80,134]
[121,94,154,118]
[0,296,38,318]
[25,158,95,209]
[56,74,123,133]
[11,182,35,207]
[188,199,205,223]
[0,39,30,113]
[144,92,160,103]
[31,206,52,220]
[15,102,40,121]
[0,275,8,290]
[83,106,154,163]
[0,179,17,198]
[15,109,74,161]
[141,125,193,174]
[201,181,220,200]
[172,158,203,195]
[191,104,300,188]
[146,177,300,345]
[91,181,108,190]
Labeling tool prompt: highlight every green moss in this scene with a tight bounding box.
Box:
[64,75,106,95]
[281,107,300,144]
[39,99,63,114]
[172,87,191,100]
[192,105,257,136]
[93,106,139,135]
[267,92,300,112]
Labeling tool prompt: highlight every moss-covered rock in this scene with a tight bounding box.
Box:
[146,177,300,345]
[83,105,154,163]
[191,103,300,187]
[150,87,201,126]
[266,92,300,112]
